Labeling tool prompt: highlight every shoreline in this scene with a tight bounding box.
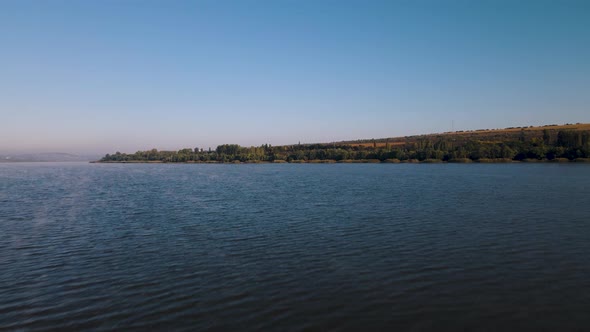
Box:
[91,158,590,164]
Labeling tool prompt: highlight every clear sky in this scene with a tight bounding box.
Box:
[1,0,589,154]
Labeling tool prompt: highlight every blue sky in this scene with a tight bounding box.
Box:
[1,0,589,154]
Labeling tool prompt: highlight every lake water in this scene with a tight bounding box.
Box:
[1,162,590,331]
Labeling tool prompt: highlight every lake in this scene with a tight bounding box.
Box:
[1,162,589,331]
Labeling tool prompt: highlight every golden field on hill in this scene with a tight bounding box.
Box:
[340,123,590,147]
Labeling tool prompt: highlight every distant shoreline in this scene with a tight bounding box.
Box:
[97,122,590,164]
[91,158,590,164]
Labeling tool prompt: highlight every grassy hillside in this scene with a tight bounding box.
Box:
[341,123,590,148]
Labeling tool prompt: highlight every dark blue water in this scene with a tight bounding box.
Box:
[1,163,590,331]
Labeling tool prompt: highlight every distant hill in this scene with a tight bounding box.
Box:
[0,153,100,162]
[339,123,590,148]
[98,122,590,163]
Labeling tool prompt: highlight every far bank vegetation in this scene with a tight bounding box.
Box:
[100,124,590,164]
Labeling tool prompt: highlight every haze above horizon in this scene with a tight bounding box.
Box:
[1,0,589,154]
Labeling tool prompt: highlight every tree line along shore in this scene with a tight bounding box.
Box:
[98,125,590,164]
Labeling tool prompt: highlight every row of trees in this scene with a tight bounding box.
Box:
[101,130,590,163]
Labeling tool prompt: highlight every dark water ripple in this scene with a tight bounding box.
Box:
[1,163,590,331]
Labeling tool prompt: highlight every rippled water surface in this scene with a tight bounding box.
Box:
[1,162,590,331]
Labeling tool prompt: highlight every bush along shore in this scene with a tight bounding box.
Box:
[98,128,590,164]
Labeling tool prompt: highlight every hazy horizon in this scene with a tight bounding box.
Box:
[2,0,589,155]
[0,122,589,156]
